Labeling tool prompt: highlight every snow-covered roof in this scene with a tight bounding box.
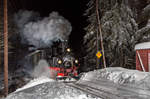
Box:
[135,42,150,50]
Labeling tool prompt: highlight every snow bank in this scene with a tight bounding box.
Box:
[53,94,99,99]
[6,77,101,99]
[15,76,55,92]
[79,67,150,89]
[77,67,150,98]
[57,78,77,82]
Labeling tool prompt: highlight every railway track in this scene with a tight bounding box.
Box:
[65,79,150,99]
[65,82,123,99]
[83,79,150,98]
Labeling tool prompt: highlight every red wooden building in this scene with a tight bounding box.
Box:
[135,42,150,72]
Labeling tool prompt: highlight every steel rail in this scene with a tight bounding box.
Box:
[65,82,123,99]
[65,82,104,98]
[76,79,150,99]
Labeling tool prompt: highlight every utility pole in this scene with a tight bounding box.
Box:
[96,29,100,69]
[0,0,1,73]
[96,0,107,68]
[4,0,8,95]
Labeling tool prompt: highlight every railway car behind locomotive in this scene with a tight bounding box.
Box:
[44,41,79,79]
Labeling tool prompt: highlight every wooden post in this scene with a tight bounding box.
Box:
[96,29,100,69]
[0,0,1,73]
[4,0,8,95]
[96,0,107,68]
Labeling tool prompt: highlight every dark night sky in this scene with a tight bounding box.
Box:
[17,0,88,54]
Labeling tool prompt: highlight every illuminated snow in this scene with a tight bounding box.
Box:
[15,76,55,92]
[6,76,101,99]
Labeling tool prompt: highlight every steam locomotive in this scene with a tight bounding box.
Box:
[42,40,79,78]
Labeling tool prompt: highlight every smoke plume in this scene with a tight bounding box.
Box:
[14,10,72,48]
[32,59,57,79]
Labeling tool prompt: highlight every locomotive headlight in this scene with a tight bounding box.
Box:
[66,48,71,52]
[75,60,78,64]
[58,60,62,64]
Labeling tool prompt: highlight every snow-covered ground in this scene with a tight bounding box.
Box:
[77,67,150,99]
[15,76,55,92]
[5,76,101,99]
[5,67,150,99]
[79,67,150,86]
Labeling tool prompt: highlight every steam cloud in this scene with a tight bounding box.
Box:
[14,10,72,48]
[32,59,57,79]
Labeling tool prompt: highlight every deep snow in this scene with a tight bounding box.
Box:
[77,67,150,99]
[5,76,101,99]
[15,76,55,92]
[79,67,150,86]
[135,42,150,50]
[5,67,150,99]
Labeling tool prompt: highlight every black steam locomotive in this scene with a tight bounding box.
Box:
[41,40,79,78]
